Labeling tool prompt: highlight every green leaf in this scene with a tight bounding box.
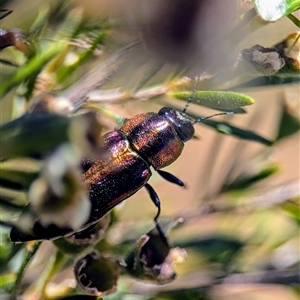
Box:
[0,41,68,98]
[188,113,274,146]
[178,235,243,265]
[204,120,273,145]
[56,30,108,84]
[153,288,205,300]
[0,238,24,273]
[53,296,100,300]
[0,113,70,159]
[0,273,16,290]
[221,164,280,192]
[287,13,300,28]
[281,201,300,225]
[10,242,42,300]
[232,76,300,88]
[0,159,40,190]
[168,91,254,111]
[276,103,300,141]
[253,0,300,21]
[0,196,27,213]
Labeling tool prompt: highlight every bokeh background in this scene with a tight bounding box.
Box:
[0,1,299,299]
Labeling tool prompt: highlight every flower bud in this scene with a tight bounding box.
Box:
[124,226,186,284]
[74,250,122,296]
[236,44,285,76]
[29,144,90,231]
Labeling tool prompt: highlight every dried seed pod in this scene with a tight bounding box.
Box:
[0,28,33,55]
[236,44,285,76]
[124,226,186,284]
[74,250,122,296]
[10,144,91,242]
[0,8,34,67]
[273,32,300,75]
[68,111,105,159]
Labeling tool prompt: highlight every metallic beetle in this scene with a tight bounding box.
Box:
[10,106,227,242]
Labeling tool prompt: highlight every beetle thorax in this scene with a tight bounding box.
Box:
[120,112,185,170]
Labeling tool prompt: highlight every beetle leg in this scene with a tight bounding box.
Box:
[144,183,168,243]
[157,169,186,188]
[144,183,160,220]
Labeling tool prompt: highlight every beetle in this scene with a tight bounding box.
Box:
[10,95,230,243]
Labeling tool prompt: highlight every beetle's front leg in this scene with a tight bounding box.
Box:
[157,169,186,188]
[144,183,168,242]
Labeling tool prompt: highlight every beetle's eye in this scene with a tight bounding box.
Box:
[158,107,194,142]
[177,123,195,142]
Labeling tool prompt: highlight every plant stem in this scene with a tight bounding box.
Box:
[32,248,67,298]
[10,242,42,300]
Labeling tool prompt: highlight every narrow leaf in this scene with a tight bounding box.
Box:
[276,103,300,141]
[0,41,67,98]
[169,91,254,111]
[188,113,274,146]
[0,113,70,159]
[177,235,243,265]
[221,164,280,192]
[53,296,99,300]
[281,201,300,225]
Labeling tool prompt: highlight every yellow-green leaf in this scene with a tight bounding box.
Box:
[168,91,254,111]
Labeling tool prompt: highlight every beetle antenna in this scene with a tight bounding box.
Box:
[194,111,234,124]
[182,75,200,113]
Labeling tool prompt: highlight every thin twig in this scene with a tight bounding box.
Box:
[60,40,142,111]
[10,242,42,300]
[86,85,168,104]
[221,269,300,285]
[175,180,300,226]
